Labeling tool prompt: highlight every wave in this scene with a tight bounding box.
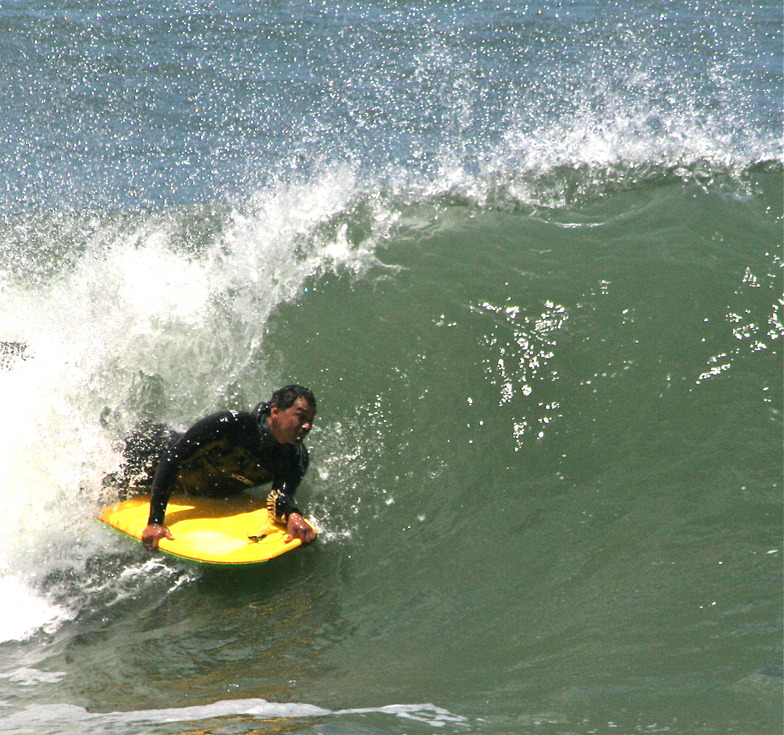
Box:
[0,164,401,643]
[0,136,780,645]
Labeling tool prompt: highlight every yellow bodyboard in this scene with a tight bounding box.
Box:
[97,494,311,565]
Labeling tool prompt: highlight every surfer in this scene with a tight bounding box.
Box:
[120,385,318,552]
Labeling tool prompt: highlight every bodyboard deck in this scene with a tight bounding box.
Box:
[97,494,309,565]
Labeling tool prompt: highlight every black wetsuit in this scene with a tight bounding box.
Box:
[141,402,308,526]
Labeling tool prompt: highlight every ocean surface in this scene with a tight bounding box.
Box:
[0,1,781,733]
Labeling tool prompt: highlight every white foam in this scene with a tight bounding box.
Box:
[0,576,73,644]
[0,698,467,733]
[0,668,67,687]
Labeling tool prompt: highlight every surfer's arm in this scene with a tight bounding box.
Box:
[272,445,316,544]
[269,487,315,544]
[146,450,180,525]
[142,450,181,551]
[270,487,302,521]
[141,523,174,552]
[141,429,218,551]
[268,486,316,544]
[145,411,253,525]
[141,424,230,551]
[285,512,316,544]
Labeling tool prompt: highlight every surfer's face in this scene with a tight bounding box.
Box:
[269,397,316,445]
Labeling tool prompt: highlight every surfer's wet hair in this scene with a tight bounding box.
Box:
[269,385,317,411]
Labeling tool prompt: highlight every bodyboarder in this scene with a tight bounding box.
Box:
[116,385,318,552]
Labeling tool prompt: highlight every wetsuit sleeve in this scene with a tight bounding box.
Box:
[146,451,179,525]
[146,411,255,525]
[270,444,309,522]
[272,491,301,521]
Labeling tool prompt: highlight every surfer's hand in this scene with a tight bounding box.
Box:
[141,524,174,552]
[285,513,316,545]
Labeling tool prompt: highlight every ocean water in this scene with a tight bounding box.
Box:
[0,1,781,733]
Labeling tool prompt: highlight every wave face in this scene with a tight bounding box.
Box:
[0,1,781,733]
